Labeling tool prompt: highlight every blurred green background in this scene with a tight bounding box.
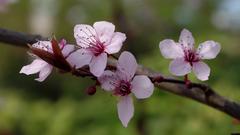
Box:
[1,0,240,135]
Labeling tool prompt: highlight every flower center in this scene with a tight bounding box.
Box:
[184,50,199,66]
[89,42,105,56]
[76,27,106,56]
[114,80,131,96]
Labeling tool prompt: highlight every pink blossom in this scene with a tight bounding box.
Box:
[159,29,221,81]
[67,21,126,77]
[20,39,74,82]
[98,51,154,127]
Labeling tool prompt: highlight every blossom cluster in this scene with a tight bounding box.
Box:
[20,21,221,127]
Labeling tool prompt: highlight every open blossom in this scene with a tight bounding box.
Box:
[98,51,154,127]
[67,21,126,77]
[20,39,74,82]
[159,29,221,81]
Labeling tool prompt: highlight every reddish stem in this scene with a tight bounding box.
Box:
[184,74,191,88]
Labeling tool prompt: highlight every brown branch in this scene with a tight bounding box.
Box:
[0,28,240,120]
[0,28,46,47]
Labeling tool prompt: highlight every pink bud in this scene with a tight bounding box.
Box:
[86,86,97,95]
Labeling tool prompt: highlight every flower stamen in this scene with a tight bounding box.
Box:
[114,80,131,96]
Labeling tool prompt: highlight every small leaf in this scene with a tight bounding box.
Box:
[51,36,64,59]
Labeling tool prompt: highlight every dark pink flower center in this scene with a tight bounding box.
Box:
[89,42,105,56]
[184,50,199,66]
[114,80,131,96]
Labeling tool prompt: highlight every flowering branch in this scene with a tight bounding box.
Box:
[0,28,240,123]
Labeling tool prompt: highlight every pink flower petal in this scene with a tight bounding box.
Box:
[20,59,53,82]
[197,41,221,59]
[117,51,137,81]
[20,59,49,75]
[66,49,92,68]
[89,52,107,77]
[105,32,126,54]
[93,21,115,44]
[179,29,195,50]
[169,58,191,76]
[159,39,184,59]
[117,95,134,127]
[35,65,53,82]
[62,45,75,57]
[131,75,154,99]
[74,24,97,48]
[192,62,210,81]
[32,41,53,53]
[98,70,119,91]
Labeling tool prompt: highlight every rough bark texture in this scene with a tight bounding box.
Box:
[0,28,240,120]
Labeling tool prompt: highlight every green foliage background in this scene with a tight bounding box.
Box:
[0,0,240,134]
